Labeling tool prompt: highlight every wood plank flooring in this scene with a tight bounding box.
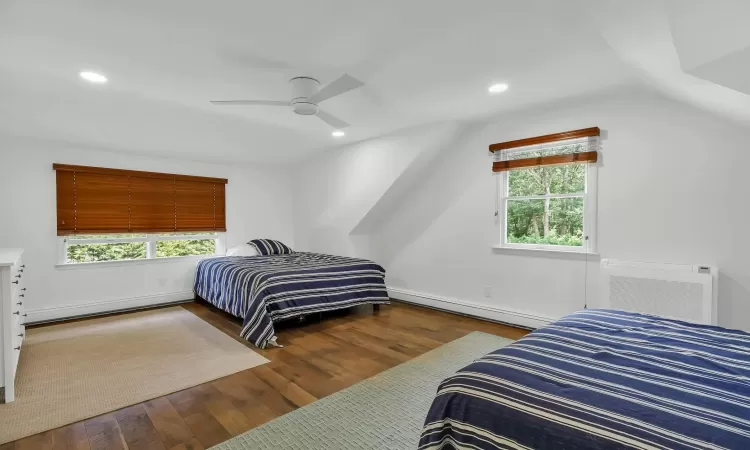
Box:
[6,301,529,450]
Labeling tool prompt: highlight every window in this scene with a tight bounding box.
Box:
[53,164,228,264]
[491,128,599,253]
[61,232,224,264]
[66,234,148,263]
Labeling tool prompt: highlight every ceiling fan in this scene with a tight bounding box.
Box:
[210,74,364,129]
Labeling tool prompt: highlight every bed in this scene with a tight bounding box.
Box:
[419,309,750,449]
[194,252,389,348]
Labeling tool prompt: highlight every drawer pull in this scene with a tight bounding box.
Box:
[13,311,20,315]
[19,294,25,298]
[18,333,24,337]
[15,274,22,278]
[12,280,19,284]
[19,269,23,273]
[22,288,26,291]
[17,302,23,305]
[14,347,20,351]
[21,265,25,268]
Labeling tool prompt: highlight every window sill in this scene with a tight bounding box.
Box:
[55,254,222,270]
[492,245,600,259]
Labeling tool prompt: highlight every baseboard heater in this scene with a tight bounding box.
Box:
[392,297,536,330]
[25,298,195,326]
[387,287,549,330]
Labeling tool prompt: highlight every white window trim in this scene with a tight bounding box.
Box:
[57,232,227,266]
[496,149,598,255]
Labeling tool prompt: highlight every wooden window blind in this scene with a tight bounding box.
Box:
[53,164,228,235]
[489,127,600,172]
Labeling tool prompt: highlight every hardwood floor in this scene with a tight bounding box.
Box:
[5,301,529,450]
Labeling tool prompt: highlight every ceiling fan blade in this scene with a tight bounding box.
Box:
[307,74,364,104]
[210,100,289,106]
[316,110,350,129]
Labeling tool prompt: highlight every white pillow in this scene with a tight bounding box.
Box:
[226,244,259,257]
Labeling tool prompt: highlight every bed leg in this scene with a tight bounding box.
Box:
[373,304,380,313]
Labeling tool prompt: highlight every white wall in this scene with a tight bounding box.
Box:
[293,121,466,257]
[0,136,294,321]
[294,86,750,331]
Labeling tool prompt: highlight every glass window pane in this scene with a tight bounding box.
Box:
[67,243,147,263]
[507,197,584,246]
[507,142,588,160]
[156,239,216,258]
[508,163,586,196]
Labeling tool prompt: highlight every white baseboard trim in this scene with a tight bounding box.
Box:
[387,287,554,329]
[25,291,195,324]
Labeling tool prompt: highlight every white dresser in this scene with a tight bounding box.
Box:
[0,249,25,403]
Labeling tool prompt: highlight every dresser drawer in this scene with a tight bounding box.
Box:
[12,257,23,276]
[10,279,25,301]
[11,279,27,329]
[12,312,25,348]
[10,263,25,297]
[12,283,26,314]
[10,260,27,353]
[10,261,27,318]
[12,329,24,352]
[11,305,27,327]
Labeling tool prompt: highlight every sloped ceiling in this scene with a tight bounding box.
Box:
[0,0,748,164]
[668,0,750,96]
[581,0,750,125]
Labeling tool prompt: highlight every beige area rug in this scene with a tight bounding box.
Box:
[0,306,269,444]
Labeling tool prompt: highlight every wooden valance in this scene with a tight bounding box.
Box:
[489,127,600,152]
[490,127,600,172]
[53,164,227,235]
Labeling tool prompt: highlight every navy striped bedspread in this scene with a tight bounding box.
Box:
[194,252,389,348]
[420,309,750,449]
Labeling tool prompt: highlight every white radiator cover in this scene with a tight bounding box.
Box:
[600,259,718,325]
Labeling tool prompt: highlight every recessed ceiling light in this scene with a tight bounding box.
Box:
[488,83,509,94]
[332,130,345,137]
[80,71,108,84]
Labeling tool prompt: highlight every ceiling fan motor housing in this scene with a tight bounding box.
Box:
[289,77,320,115]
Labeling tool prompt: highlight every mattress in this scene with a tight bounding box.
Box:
[194,252,389,348]
[419,309,750,449]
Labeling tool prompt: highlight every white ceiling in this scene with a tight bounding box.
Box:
[668,0,750,96]
[0,1,747,163]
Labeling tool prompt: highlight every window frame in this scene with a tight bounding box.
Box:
[57,232,227,265]
[496,147,598,254]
